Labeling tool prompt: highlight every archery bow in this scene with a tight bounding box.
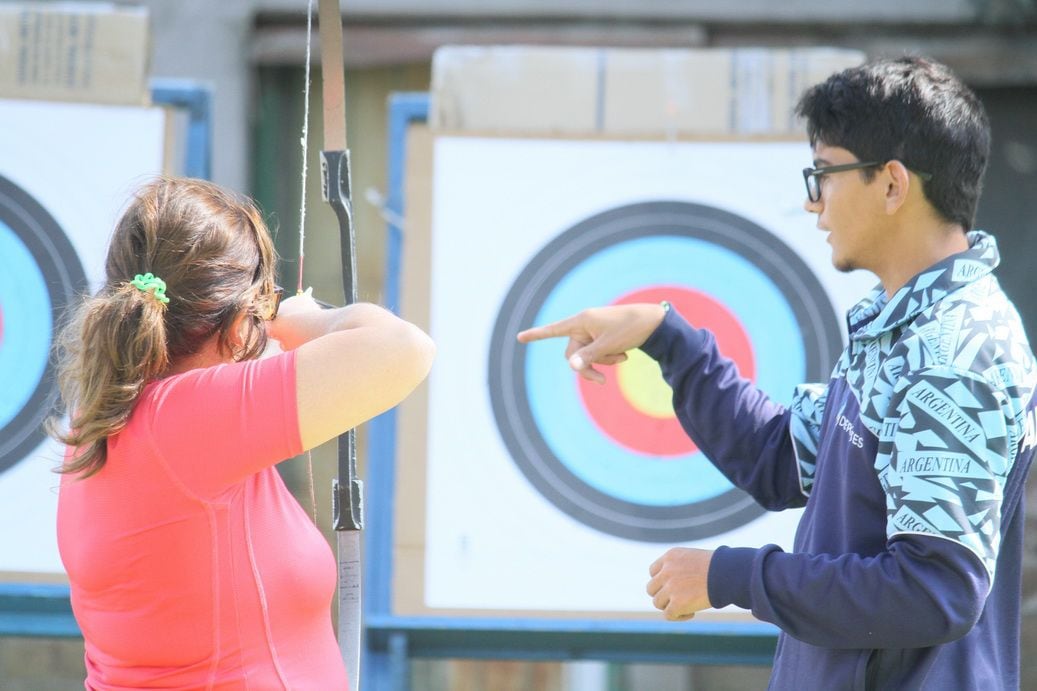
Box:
[312,1,364,689]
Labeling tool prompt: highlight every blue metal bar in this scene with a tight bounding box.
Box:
[388,632,410,691]
[362,91,430,691]
[150,79,213,180]
[0,584,78,638]
[367,614,777,637]
[365,614,778,667]
[363,92,431,618]
[365,645,392,691]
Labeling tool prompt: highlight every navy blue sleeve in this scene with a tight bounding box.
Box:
[705,360,1014,648]
[708,536,988,648]
[640,308,807,510]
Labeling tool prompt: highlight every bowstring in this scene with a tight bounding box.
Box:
[298,0,318,525]
[297,0,314,295]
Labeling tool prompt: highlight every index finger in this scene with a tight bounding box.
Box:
[517,315,579,344]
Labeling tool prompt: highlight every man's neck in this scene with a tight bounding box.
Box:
[879,220,969,299]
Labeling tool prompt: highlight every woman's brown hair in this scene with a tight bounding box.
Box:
[49,177,278,477]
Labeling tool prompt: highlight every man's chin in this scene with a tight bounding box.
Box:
[831,254,857,273]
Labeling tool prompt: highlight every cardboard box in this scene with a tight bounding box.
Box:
[431,46,603,134]
[430,45,865,137]
[0,3,150,106]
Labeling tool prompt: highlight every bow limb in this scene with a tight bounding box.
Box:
[317,1,363,690]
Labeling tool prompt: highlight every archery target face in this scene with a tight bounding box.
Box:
[488,201,841,543]
[423,137,875,612]
[0,99,166,576]
[0,175,88,475]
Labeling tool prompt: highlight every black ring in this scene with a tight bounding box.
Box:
[0,174,88,475]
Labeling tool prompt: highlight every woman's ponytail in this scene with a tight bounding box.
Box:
[50,281,171,477]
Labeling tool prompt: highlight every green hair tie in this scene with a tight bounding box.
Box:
[130,273,170,304]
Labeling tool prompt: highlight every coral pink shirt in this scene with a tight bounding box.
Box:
[57,352,348,690]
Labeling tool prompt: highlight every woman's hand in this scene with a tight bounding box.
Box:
[266,290,323,351]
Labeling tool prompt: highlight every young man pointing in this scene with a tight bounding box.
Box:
[518,57,1036,689]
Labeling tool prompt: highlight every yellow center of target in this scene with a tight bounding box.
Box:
[616,348,675,419]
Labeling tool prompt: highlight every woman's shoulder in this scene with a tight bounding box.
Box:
[146,350,296,402]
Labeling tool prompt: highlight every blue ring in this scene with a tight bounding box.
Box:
[526,237,804,506]
[0,174,88,474]
[0,222,52,429]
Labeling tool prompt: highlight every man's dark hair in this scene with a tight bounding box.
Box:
[796,56,990,230]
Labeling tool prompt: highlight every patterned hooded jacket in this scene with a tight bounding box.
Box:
[641,231,1037,690]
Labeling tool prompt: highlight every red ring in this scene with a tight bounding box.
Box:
[577,286,756,457]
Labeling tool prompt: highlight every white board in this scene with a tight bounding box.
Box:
[419,137,878,614]
[0,99,167,578]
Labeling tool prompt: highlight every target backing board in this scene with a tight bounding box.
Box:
[0,98,167,579]
[399,131,876,617]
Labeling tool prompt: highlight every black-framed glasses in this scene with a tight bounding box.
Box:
[802,161,880,202]
[802,161,933,203]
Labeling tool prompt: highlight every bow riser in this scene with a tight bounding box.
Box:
[321,150,359,306]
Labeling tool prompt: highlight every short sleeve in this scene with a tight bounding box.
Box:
[877,365,1014,581]
[788,382,829,498]
[142,351,302,499]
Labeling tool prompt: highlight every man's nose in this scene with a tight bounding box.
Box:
[803,196,822,214]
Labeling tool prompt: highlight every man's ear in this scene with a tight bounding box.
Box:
[883,160,912,215]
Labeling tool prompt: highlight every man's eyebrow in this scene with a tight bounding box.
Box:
[813,158,832,167]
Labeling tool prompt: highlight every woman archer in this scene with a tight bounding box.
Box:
[51,177,434,689]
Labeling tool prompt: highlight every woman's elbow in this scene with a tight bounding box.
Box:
[397,322,435,387]
[412,327,436,381]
